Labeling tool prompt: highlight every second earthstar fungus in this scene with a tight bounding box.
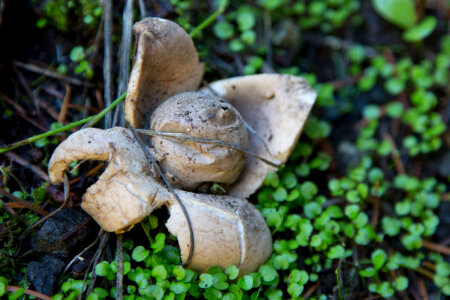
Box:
[47,17,316,274]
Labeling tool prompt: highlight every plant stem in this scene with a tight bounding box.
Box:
[0,92,127,154]
[189,0,228,38]
[335,261,344,300]
[116,233,124,300]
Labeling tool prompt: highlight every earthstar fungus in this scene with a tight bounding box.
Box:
[48,17,316,274]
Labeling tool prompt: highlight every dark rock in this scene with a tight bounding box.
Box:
[436,201,450,241]
[336,141,361,172]
[361,1,403,45]
[26,255,65,296]
[437,151,450,177]
[31,208,92,258]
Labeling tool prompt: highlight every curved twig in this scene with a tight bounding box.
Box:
[136,129,281,168]
[82,231,110,300]
[62,229,103,276]
[130,127,195,266]
[116,234,124,300]
[20,173,70,238]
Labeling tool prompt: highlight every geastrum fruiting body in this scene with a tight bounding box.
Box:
[48,17,316,275]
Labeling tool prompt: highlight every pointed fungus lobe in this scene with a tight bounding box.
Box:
[48,127,170,233]
[205,74,317,198]
[125,17,204,129]
[166,190,272,275]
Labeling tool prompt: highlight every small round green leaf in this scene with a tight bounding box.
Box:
[371,248,387,270]
[225,265,239,280]
[237,275,253,291]
[259,265,278,282]
[214,21,234,40]
[132,246,150,262]
[199,273,213,289]
[394,276,409,291]
[372,0,417,29]
[403,16,437,42]
[70,46,85,62]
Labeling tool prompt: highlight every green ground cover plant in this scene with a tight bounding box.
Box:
[0,0,448,299]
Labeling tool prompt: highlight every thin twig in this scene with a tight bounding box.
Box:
[6,286,51,300]
[0,92,126,154]
[59,217,91,241]
[131,128,195,265]
[422,261,436,272]
[0,188,48,216]
[138,0,146,18]
[36,96,61,121]
[302,282,319,298]
[417,279,429,300]
[136,129,280,168]
[244,120,272,155]
[3,152,49,182]
[371,181,380,228]
[103,0,113,129]
[0,0,4,28]
[0,93,47,131]
[190,0,228,38]
[62,229,103,277]
[422,240,450,255]
[0,92,27,114]
[95,88,104,109]
[67,103,101,114]
[303,34,378,58]
[198,84,272,155]
[336,259,344,300]
[415,267,434,280]
[382,133,405,174]
[58,84,71,124]
[20,173,69,238]
[83,92,127,129]
[113,0,133,127]
[14,61,94,87]
[264,9,273,68]
[15,68,44,126]
[116,234,124,300]
[0,198,17,216]
[83,231,110,300]
[69,162,105,185]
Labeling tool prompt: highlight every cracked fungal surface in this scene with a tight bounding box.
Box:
[150,91,248,190]
[165,190,272,275]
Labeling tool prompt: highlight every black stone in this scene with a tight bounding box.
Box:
[26,255,65,296]
[31,208,91,258]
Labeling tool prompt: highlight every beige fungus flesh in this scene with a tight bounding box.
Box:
[47,17,316,276]
[165,190,272,275]
[150,91,248,190]
[204,74,317,198]
[125,17,204,129]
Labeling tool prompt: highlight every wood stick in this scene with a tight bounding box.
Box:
[103,0,113,128]
[116,234,124,300]
[58,84,71,124]
[0,198,17,216]
[14,61,94,87]
[3,152,49,182]
[0,188,48,216]
[6,286,51,300]
[422,240,450,255]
